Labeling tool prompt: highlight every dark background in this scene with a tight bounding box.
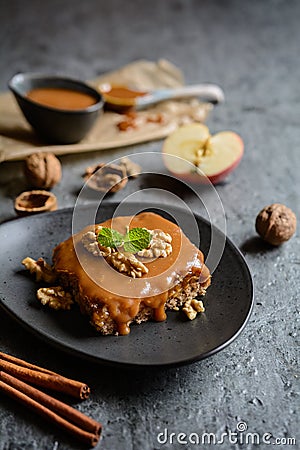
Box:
[0,1,299,449]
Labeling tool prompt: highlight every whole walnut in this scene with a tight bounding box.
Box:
[255,203,297,246]
[24,152,62,189]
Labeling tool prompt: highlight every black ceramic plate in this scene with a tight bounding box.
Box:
[0,204,253,368]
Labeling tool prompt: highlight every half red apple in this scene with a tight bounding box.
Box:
[162,123,244,184]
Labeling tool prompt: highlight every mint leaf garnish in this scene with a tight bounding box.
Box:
[123,227,151,253]
[97,227,123,249]
[97,226,151,253]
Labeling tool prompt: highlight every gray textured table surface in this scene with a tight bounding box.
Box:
[0,1,299,449]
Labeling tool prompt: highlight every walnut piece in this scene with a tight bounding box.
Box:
[37,286,73,310]
[256,203,297,246]
[24,152,62,189]
[15,190,57,216]
[137,229,172,258]
[117,112,138,131]
[83,163,127,193]
[22,257,57,283]
[146,113,164,124]
[82,230,115,257]
[182,298,205,320]
[107,251,148,278]
[81,226,173,277]
[117,112,165,132]
[81,230,148,278]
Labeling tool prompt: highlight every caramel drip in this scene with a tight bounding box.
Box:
[53,213,210,334]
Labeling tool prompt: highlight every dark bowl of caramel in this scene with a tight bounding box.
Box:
[8,73,104,144]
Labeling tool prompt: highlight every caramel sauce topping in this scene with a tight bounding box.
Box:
[53,212,210,335]
[27,87,97,110]
[103,86,147,100]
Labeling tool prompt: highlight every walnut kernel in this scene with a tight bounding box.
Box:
[107,251,148,278]
[256,203,297,246]
[22,257,57,283]
[37,286,73,310]
[182,298,205,320]
[137,229,172,259]
[117,112,138,131]
[24,152,62,189]
[81,225,172,277]
[82,230,115,257]
[81,230,148,278]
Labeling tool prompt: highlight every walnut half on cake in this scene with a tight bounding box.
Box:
[24,212,211,335]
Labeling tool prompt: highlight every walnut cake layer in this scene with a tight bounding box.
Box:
[51,212,211,335]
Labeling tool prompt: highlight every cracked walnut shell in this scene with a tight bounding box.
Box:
[15,190,57,216]
[83,163,127,193]
[24,152,62,189]
[119,157,141,178]
[255,203,297,246]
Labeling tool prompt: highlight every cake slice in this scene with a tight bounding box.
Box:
[51,212,211,335]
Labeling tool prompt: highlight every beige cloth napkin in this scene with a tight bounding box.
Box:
[0,59,212,162]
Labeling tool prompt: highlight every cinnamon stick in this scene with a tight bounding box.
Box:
[0,351,57,375]
[0,358,90,400]
[0,377,100,447]
[0,372,101,436]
